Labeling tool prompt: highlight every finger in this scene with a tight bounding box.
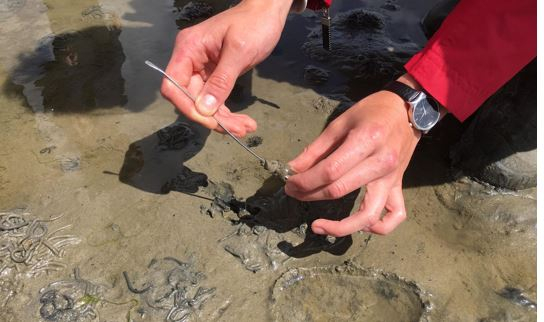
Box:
[165,55,193,88]
[214,105,258,137]
[311,181,390,237]
[286,132,375,193]
[365,186,407,235]
[288,121,347,173]
[161,73,218,130]
[196,40,248,116]
[286,154,390,201]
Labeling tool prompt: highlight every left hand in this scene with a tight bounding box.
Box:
[285,74,422,236]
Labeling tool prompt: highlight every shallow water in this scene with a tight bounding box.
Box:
[0,0,536,321]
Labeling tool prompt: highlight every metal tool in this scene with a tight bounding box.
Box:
[145,60,266,164]
[321,6,331,50]
[145,60,296,182]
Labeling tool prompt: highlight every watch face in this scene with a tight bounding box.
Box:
[410,93,441,131]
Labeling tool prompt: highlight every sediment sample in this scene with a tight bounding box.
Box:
[271,262,432,322]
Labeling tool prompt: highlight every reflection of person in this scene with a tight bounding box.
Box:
[160,0,536,236]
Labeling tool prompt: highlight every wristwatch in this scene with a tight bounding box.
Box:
[383,80,443,134]
[290,0,308,13]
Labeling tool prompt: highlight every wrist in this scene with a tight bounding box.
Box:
[396,73,423,91]
[396,73,448,120]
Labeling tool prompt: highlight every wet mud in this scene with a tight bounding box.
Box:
[122,257,217,321]
[0,209,80,278]
[199,180,357,272]
[301,6,420,98]
[271,262,432,322]
[0,0,536,321]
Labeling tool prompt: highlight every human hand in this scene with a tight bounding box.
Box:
[285,75,423,236]
[161,0,292,137]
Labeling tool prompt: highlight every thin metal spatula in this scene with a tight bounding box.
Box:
[145,60,295,181]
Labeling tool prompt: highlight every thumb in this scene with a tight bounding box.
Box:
[196,47,245,116]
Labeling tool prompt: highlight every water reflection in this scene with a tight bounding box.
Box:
[35,26,127,113]
[3,1,129,114]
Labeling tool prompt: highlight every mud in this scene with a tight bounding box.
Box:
[0,209,80,278]
[122,257,217,321]
[174,1,214,23]
[199,181,358,272]
[271,262,432,322]
[0,0,536,321]
[245,136,263,148]
[303,65,330,85]
[302,7,420,97]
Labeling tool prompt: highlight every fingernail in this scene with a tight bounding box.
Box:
[312,226,326,235]
[196,94,217,116]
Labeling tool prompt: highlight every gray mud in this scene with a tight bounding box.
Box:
[0,0,536,321]
[271,262,432,322]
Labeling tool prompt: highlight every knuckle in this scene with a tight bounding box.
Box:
[367,124,385,144]
[228,36,251,55]
[323,161,342,182]
[160,80,173,98]
[207,72,232,92]
[367,211,382,225]
[380,150,399,171]
[325,181,348,199]
[177,28,194,44]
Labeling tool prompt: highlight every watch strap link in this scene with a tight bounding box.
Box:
[383,81,420,102]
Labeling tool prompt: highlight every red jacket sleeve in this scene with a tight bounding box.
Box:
[307,0,331,10]
[405,0,536,121]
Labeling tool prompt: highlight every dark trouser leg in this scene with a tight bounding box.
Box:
[421,1,537,190]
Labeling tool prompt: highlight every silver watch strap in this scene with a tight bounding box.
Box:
[290,0,308,13]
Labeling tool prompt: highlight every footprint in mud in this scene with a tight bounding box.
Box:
[200,181,357,272]
[271,262,432,322]
[433,178,536,259]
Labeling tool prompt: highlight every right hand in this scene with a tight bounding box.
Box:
[161,0,292,137]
